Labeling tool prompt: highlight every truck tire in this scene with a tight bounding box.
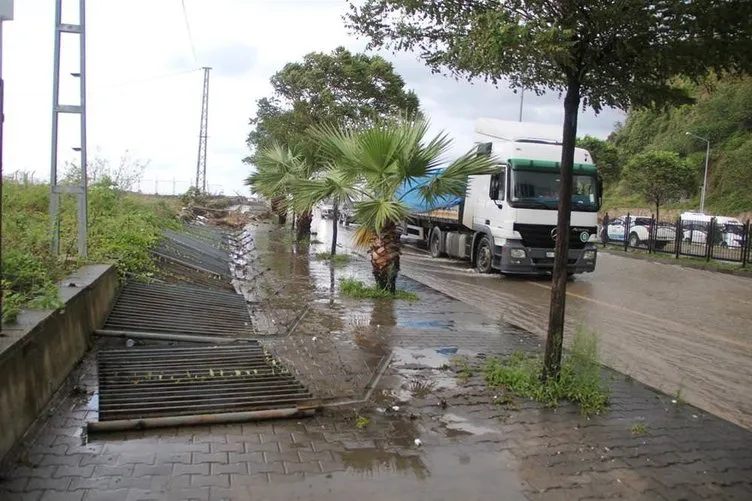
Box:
[475,236,493,274]
[430,229,443,258]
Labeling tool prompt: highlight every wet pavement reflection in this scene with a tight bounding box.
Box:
[316,216,752,430]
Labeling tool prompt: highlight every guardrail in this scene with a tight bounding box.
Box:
[600,213,750,267]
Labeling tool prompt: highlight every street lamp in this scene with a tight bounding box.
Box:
[685,131,711,214]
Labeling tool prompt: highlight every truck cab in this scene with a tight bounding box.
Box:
[465,140,601,275]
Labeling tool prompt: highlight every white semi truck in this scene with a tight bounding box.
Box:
[400,118,603,276]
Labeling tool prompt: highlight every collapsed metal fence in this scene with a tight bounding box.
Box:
[153,224,233,278]
[601,212,751,266]
[90,344,315,431]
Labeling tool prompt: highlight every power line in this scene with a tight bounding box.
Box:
[96,68,201,90]
[180,0,198,66]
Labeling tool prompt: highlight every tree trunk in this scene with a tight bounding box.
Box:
[370,222,400,293]
[270,196,286,225]
[331,202,339,256]
[543,78,581,382]
[295,211,313,241]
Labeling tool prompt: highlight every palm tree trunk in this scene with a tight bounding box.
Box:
[331,202,339,256]
[296,211,313,241]
[370,222,400,293]
[270,196,286,225]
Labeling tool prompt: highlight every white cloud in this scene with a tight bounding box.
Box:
[3,0,623,195]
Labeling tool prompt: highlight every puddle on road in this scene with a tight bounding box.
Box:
[399,319,455,330]
[337,449,429,478]
[390,347,475,403]
[440,413,499,436]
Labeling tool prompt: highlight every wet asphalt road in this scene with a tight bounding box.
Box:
[314,216,752,430]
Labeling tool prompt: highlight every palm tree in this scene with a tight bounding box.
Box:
[245,142,320,240]
[305,119,497,292]
[293,165,360,257]
[245,143,301,225]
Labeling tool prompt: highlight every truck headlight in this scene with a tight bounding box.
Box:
[510,249,526,259]
[583,250,595,261]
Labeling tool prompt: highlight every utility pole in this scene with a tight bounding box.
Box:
[49,0,88,256]
[195,66,211,192]
[0,0,13,334]
[518,88,524,122]
[685,131,711,213]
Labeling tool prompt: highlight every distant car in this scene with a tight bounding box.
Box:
[319,204,334,219]
[339,208,356,226]
[680,213,744,248]
[607,215,677,249]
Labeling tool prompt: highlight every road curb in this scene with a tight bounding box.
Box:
[600,247,752,279]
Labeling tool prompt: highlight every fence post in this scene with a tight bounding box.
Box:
[706,217,715,262]
[624,212,630,252]
[742,220,750,268]
[674,216,681,259]
[649,213,656,254]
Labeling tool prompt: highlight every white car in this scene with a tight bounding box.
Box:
[681,213,744,248]
[607,215,677,250]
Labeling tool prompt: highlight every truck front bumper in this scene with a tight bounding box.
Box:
[495,242,597,275]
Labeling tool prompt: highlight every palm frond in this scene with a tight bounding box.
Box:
[245,142,307,198]
[353,226,377,250]
[354,198,411,236]
[291,169,361,213]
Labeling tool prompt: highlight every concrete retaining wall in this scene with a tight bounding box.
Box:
[0,265,119,463]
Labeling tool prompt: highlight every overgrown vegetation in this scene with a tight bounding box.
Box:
[601,75,752,216]
[315,252,351,266]
[2,178,179,323]
[338,277,418,301]
[483,330,610,416]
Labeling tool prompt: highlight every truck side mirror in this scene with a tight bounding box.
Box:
[477,142,492,157]
[597,176,604,208]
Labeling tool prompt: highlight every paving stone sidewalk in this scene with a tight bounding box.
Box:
[1,224,751,501]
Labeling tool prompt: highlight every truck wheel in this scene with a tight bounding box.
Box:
[430,229,443,258]
[475,236,493,274]
[628,232,640,248]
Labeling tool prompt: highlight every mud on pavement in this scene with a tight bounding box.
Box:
[0,221,751,501]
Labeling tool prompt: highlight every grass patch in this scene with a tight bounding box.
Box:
[2,179,180,323]
[603,247,748,273]
[338,277,419,301]
[483,329,610,416]
[355,416,370,430]
[315,252,352,266]
[631,423,648,435]
[450,355,473,384]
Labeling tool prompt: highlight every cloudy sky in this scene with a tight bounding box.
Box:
[3,0,625,195]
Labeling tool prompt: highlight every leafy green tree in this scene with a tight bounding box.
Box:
[244,47,421,238]
[609,75,752,213]
[345,0,752,379]
[577,136,620,187]
[305,119,497,292]
[244,46,420,159]
[623,151,695,221]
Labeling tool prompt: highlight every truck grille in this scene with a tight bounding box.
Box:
[513,223,596,250]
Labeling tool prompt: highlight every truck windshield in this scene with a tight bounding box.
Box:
[509,169,598,212]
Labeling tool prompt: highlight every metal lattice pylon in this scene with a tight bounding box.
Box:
[195,66,211,192]
[49,0,88,256]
